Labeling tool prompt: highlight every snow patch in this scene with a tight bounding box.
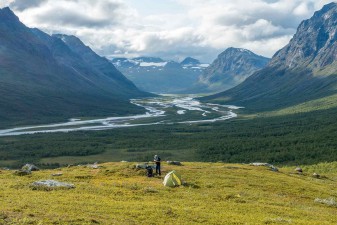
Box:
[140,62,167,67]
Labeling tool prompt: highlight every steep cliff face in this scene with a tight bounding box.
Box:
[203,3,337,111]
[270,2,337,70]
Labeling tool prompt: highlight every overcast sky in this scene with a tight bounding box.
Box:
[1,0,334,62]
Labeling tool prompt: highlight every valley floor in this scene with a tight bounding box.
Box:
[1,162,336,224]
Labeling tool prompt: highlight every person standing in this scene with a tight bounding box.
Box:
[154,155,161,176]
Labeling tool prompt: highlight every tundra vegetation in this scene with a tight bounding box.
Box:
[0,162,336,224]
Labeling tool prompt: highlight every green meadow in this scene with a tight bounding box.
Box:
[1,162,336,224]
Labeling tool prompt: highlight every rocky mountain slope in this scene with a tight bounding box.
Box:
[0,7,150,128]
[203,3,337,111]
[194,48,270,93]
[111,57,209,93]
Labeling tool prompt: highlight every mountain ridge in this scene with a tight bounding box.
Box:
[203,3,337,111]
[111,56,209,93]
[188,47,270,93]
[0,7,151,128]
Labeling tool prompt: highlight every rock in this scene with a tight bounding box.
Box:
[22,164,39,172]
[167,161,182,166]
[270,166,279,172]
[52,172,63,177]
[121,160,128,163]
[31,180,75,189]
[295,167,303,173]
[87,162,101,169]
[250,162,272,167]
[250,162,278,172]
[135,164,147,169]
[312,173,320,178]
[135,164,155,169]
[14,170,31,176]
[15,164,39,176]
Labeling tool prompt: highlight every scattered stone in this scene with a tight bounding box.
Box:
[121,160,128,163]
[14,170,31,176]
[295,167,303,173]
[270,166,279,172]
[135,164,155,169]
[314,198,337,207]
[87,162,101,169]
[22,164,39,172]
[250,162,272,167]
[31,180,75,189]
[312,173,320,178]
[135,164,147,169]
[250,162,279,172]
[52,172,63,177]
[67,164,74,168]
[167,161,182,166]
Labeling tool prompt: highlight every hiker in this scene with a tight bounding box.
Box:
[146,164,153,177]
[154,155,161,175]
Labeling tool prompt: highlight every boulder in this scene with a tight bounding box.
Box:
[135,164,155,169]
[14,170,31,176]
[270,166,279,172]
[87,162,101,169]
[167,161,182,166]
[295,167,303,173]
[250,162,278,172]
[22,164,39,172]
[312,173,320,178]
[52,172,63,177]
[31,180,75,189]
[250,162,272,167]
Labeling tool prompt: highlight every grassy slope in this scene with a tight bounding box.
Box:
[0,162,336,224]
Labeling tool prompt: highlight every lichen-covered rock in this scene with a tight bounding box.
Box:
[135,164,155,169]
[250,162,279,172]
[31,180,75,190]
[14,170,31,176]
[295,167,303,173]
[22,164,39,172]
[52,172,63,177]
[250,162,272,167]
[87,162,101,169]
[167,161,182,166]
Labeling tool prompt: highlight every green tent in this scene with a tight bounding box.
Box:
[163,170,182,187]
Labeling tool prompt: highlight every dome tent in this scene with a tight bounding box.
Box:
[163,170,182,187]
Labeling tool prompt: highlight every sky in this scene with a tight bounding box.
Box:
[1,0,334,62]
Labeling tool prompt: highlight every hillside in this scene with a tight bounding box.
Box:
[194,48,270,93]
[111,57,208,93]
[1,162,336,224]
[0,7,150,129]
[203,3,337,111]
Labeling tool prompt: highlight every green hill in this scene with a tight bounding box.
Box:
[1,162,336,224]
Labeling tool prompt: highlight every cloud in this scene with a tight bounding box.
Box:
[9,0,44,11]
[16,0,127,28]
[5,0,337,62]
